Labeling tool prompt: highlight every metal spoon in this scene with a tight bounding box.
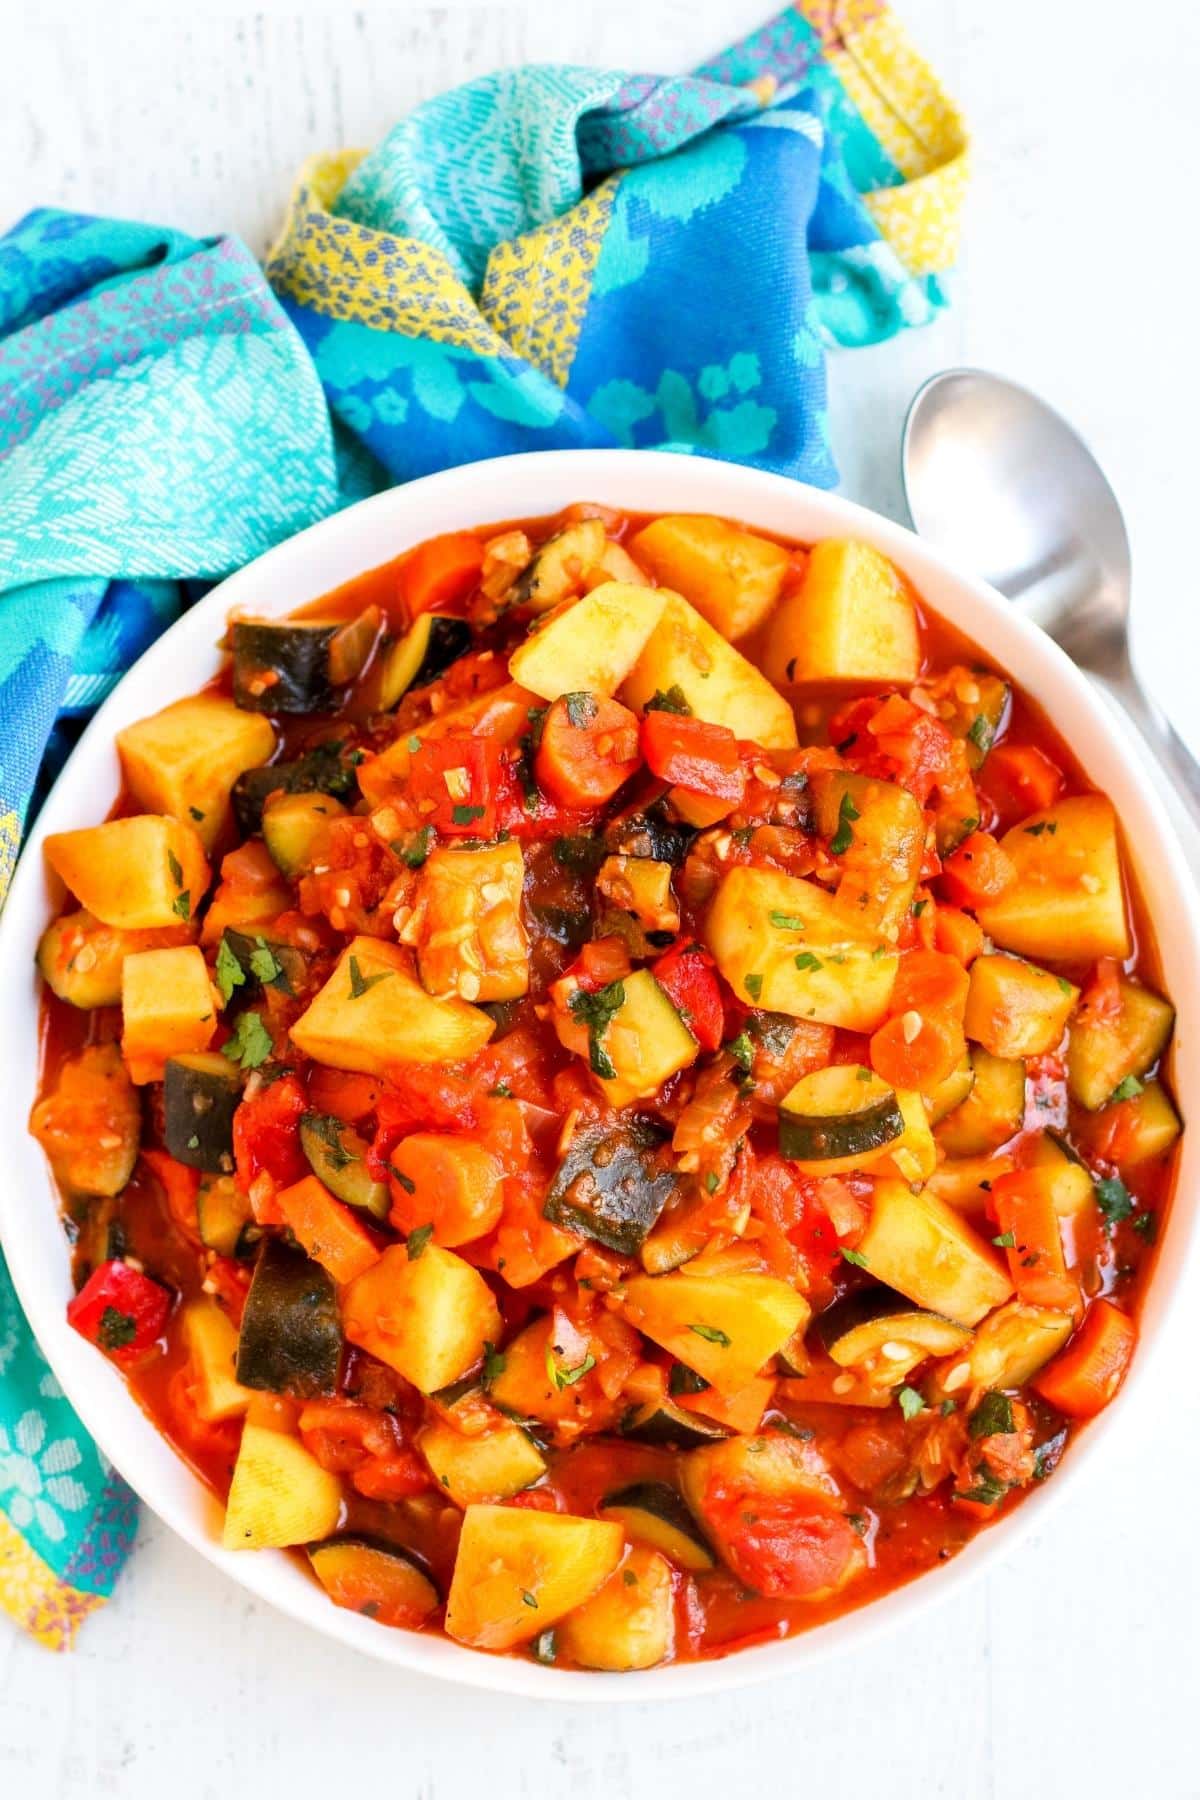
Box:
[901,367,1200,830]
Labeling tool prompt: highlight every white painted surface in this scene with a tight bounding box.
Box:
[2,2,1199,1794]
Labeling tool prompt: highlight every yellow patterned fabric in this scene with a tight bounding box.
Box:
[0,1510,105,1650]
[480,176,620,388]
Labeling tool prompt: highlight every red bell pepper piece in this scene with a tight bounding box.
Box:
[408,734,503,837]
[651,938,724,1051]
[233,1071,308,1194]
[640,712,746,803]
[67,1259,172,1361]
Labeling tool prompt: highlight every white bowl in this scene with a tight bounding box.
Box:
[3,450,1197,1700]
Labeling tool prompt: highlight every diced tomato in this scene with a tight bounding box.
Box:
[67,1260,172,1362]
[640,712,747,803]
[233,1072,308,1194]
[746,1153,844,1284]
[703,1481,865,1599]
[401,532,484,620]
[651,938,724,1051]
[534,693,641,807]
[407,734,504,838]
[979,742,1064,830]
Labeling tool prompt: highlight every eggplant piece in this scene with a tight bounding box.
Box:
[235,1237,342,1397]
[668,1362,710,1397]
[377,614,473,710]
[163,1052,242,1173]
[197,1174,258,1258]
[231,740,361,836]
[300,1113,389,1219]
[543,1117,678,1255]
[598,1481,715,1572]
[604,796,696,867]
[816,1287,972,1384]
[779,1065,904,1163]
[231,619,338,714]
[621,1396,730,1450]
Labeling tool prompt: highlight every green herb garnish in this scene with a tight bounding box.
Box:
[97,1306,137,1350]
[898,1386,926,1421]
[406,1224,434,1261]
[829,789,860,856]
[688,1323,731,1347]
[564,691,598,729]
[1095,1174,1134,1233]
[568,979,626,1081]
[744,972,763,1002]
[969,1391,1015,1440]
[1110,1074,1144,1103]
[349,955,391,999]
[840,1247,869,1269]
[644,685,691,715]
[215,936,247,1005]
[794,951,823,972]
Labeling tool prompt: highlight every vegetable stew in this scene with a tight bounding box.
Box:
[29,505,1181,1670]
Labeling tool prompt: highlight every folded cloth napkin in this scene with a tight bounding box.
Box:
[0,1,966,1646]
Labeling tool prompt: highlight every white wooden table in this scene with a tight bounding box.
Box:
[3,4,1199,1794]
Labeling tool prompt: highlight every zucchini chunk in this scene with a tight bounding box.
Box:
[300,1113,389,1219]
[932,669,1011,770]
[180,1298,253,1422]
[704,866,897,1031]
[586,969,699,1109]
[508,581,667,700]
[163,1052,241,1173]
[778,1065,904,1168]
[512,519,607,612]
[598,1481,715,1572]
[977,795,1131,962]
[628,514,789,641]
[29,1043,140,1197]
[235,1238,342,1398]
[855,1180,1014,1327]
[762,539,920,688]
[417,1416,546,1507]
[377,613,472,710]
[1066,977,1175,1109]
[926,1049,975,1125]
[622,591,798,748]
[543,1115,678,1255]
[197,1174,257,1257]
[230,615,380,715]
[809,770,924,937]
[231,740,360,836]
[816,1288,972,1389]
[487,1316,603,1427]
[412,840,530,1003]
[1026,1131,1094,1218]
[934,1047,1025,1156]
[116,693,277,850]
[261,789,347,878]
[953,1298,1075,1391]
[121,945,218,1084]
[1097,1079,1181,1163]
[444,1505,624,1651]
[928,1154,1014,1221]
[290,937,494,1074]
[620,1396,731,1449]
[964,954,1079,1058]
[618,1270,809,1391]
[342,1242,501,1395]
[222,1422,342,1551]
[308,1537,439,1627]
[36,910,188,1010]
[557,1546,675,1671]
[45,814,209,931]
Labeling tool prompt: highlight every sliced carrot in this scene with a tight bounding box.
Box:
[1034,1298,1136,1417]
[990,1168,1080,1312]
[141,1148,201,1242]
[677,1375,775,1435]
[870,1009,962,1090]
[892,949,970,1021]
[275,1174,380,1285]
[387,1133,504,1246]
[534,693,641,807]
[401,532,485,620]
[939,830,1018,910]
[980,743,1064,829]
[933,904,985,968]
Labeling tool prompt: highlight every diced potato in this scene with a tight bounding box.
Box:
[557,1546,675,1671]
[703,866,897,1031]
[514,519,607,611]
[977,796,1130,962]
[341,1242,501,1394]
[37,910,190,1009]
[117,694,276,851]
[508,581,666,700]
[622,592,798,748]
[928,1154,1015,1221]
[487,1316,606,1427]
[1098,1080,1182,1164]
[964,954,1079,1058]
[593,969,699,1107]
[618,1269,809,1391]
[1066,977,1174,1110]
[1026,1132,1094,1218]
[629,514,789,641]
[856,1180,1014,1326]
[445,1506,625,1651]
[762,539,920,688]
[810,770,924,938]
[417,1416,546,1507]
[180,1298,253,1423]
[290,937,494,1074]
[952,1298,1075,1392]
[411,840,529,1002]
[876,1087,937,1184]
[222,1422,342,1550]
[121,945,218,1084]
[45,815,209,931]
[28,1042,140,1196]
[934,1047,1026,1156]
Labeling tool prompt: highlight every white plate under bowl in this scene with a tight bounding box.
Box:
[2,450,1197,1700]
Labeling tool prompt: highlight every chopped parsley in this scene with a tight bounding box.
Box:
[911,898,928,917]
[727,1031,754,1072]
[743,972,764,1002]
[188,805,205,822]
[769,911,807,931]
[688,1323,731,1347]
[406,1224,433,1261]
[704,1170,720,1194]
[489,1082,513,1099]
[568,979,626,1081]
[966,714,994,753]
[451,803,486,827]
[840,1247,869,1269]
[564,691,598,729]
[348,955,391,999]
[898,1386,926,1421]
[952,1472,1008,1507]
[1056,975,1075,996]
[623,1568,638,1587]
[644,685,691,715]
[521,1590,539,1609]
[221,1011,274,1070]
[388,1165,416,1194]
[395,825,432,869]
[855,1065,874,1082]
[482,1342,507,1387]
[167,849,184,888]
[249,937,288,990]
[969,1391,1014,1440]
[546,1346,596,1391]
[794,951,823,972]
[829,789,860,856]
[97,1306,137,1350]
[1023,820,1057,836]
[172,889,191,921]
[1110,1074,1144,1103]
[992,1230,1016,1248]
[1132,1211,1158,1243]
[1095,1174,1134,1234]
[215,936,247,1005]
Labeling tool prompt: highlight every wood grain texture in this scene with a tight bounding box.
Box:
[2,4,1200,1795]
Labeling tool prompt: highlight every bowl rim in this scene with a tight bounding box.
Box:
[3,447,1197,1702]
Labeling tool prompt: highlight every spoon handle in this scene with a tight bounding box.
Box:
[1102,664,1200,837]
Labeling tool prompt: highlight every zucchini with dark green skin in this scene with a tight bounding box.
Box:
[377,614,472,710]
[235,1238,342,1397]
[197,1175,258,1258]
[261,790,346,878]
[543,1117,678,1254]
[307,1537,439,1625]
[816,1287,972,1373]
[300,1113,389,1219]
[163,1053,242,1173]
[512,520,606,612]
[231,619,338,714]
[779,1066,904,1162]
[598,1480,715,1571]
[668,1362,710,1397]
[621,1396,730,1449]
[231,740,360,836]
